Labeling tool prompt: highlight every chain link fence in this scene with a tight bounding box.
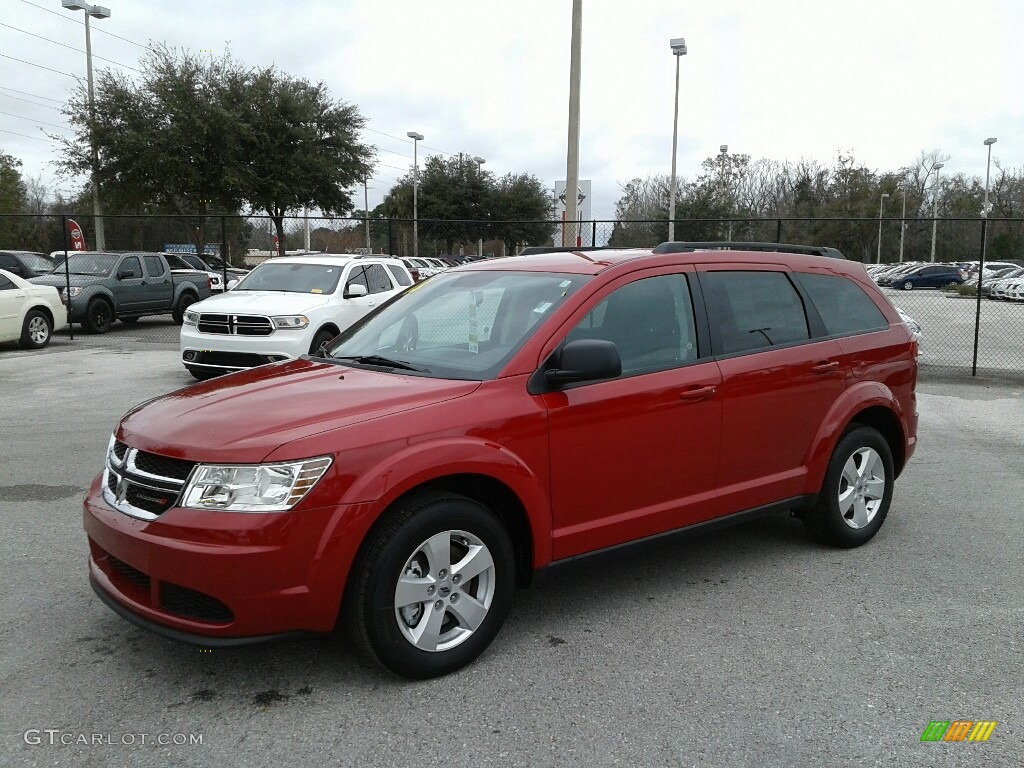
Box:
[2,212,1022,378]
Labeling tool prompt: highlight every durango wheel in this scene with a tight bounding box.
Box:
[345,491,515,679]
[20,309,52,349]
[804,426,894,548]
[309,328,336,356]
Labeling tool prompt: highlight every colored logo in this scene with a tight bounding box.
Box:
[920,720,997,742]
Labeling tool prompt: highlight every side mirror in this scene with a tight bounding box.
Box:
[544,339,621,387]
[226,279,239,290]
[344,283,368,299]
[117,269,136,280]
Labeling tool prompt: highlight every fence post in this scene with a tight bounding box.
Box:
[61,214,74,341]
[387,219,394,257]
[776,219,783,243]
[220,215,228,288]
[591,220,597,247]
[971,217,988,376]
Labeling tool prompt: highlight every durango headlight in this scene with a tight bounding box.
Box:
[271,314,309,329]
[183,309,199,325]
[180,456,332,512]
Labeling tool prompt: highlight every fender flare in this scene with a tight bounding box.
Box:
[805,380,908,482]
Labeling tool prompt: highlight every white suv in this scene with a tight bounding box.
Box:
[180,254,413,379]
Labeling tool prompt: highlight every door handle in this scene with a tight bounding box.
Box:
[812,361,840,374]
[679,385,717,401]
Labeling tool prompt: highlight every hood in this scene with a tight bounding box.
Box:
[118,359,480,463]
[190,291,331,315]
[29,273,106,289]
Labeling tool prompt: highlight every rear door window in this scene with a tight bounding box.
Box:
[702,271,810,355]
[796,273,888,336]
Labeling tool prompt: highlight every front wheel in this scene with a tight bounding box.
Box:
[804,426,894,548]
[84,298,112,334]
[344,491,516,679]
[20,309,52,349]
[309,328,336,356]
[902,281,913,291]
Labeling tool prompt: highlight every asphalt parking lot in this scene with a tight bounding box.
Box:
[1,330,1022,767]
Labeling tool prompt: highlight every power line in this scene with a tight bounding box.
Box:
[0,92,66,112]
[0,87,63,104]
[0,110,72,132]
[0,53,76,78]
[19,0,147,49]
[0,127,56,143]
[364,125,458,158]
[0,22,142,72]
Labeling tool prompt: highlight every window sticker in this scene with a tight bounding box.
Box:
[311,288,323,294]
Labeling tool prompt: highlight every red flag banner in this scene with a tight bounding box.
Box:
[67,219,87,251]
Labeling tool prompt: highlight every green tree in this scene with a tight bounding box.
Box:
[56,44,249,257]
[0,151,28,245]
[236,67,374,256]
[487,172,552,253]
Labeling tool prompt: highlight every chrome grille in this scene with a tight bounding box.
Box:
[104,439,197,521]
[196,313,274,336]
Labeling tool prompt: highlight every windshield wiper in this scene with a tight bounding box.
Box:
[331,355,428,372]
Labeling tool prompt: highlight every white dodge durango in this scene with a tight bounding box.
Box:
[180,254,413,379]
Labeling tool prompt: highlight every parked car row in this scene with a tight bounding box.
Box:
[867,262,965,290]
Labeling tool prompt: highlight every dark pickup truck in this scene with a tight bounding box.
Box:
[30,251,211,333]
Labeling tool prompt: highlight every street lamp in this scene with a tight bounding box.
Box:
[667,37,687,241]
[406,131,423,257]
[877,192,890,264]
[929,162,944,262]
[897,183,907,262]
[473,156,485,259]
[62,0,110,251]
[719,144,730,240]
[982,138,997,218]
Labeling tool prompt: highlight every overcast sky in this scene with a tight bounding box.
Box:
[2,0,1021,221]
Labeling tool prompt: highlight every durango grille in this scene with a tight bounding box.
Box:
[196,313,273,336]
[104,440,197,521]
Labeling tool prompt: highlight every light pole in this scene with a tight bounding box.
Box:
[667,37,687,241]
[406,131,423,257]
[876,192,889,264]
[62,0,110,251]
[719,144,730,240]
[929,162,944,262]
[473,156,485,259]
[897,183,907,262]
[564,0,582,246]
[973,137,998,377]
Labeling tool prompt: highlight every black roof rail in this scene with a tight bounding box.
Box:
[652,241,847,260]
[516,246,622,255]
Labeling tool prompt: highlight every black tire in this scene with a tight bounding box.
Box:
[186,365,220,381]
[901,281,913,291]
[120,316,140,324]
[172,293,197,325]
[19,309,52,349]
[344,490,516,679]
[84,298,113,334]
[309,328,336,356]
[804,426,894,548]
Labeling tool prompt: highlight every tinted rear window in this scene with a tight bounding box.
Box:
[702,271,810,355]
[797,273,888,336]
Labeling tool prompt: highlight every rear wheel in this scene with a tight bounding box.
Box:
[20,309,52,349]
[172,293,197,324]
[344,491,516,679]
[901,281,913,291]
[804,426,894,548]
[84,298,112,334]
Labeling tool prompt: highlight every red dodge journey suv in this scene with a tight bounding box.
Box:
[84,244,918,678]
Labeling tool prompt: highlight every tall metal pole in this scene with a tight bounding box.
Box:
[929,163,943,262]
[973,138,997,377]
[474,157,485,259]
[83,10,105,250]
[364,177,370,252]
[564,0,582,247]
[667,38,687,241]
[898,184,907,262]
[876,193,889,264]
[407,132,423,257]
